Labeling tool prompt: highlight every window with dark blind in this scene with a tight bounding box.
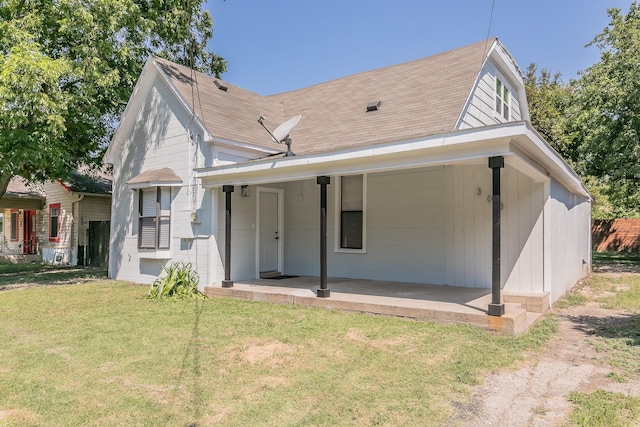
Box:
[10,210,18,241]
[48,204,60,242]
[340,175,364,250]
[138,187,171,249]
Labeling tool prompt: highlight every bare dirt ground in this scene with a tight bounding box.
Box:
[453,266,640,426]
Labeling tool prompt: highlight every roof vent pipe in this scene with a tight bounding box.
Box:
[214,80,228,91]
[366,100,382,111]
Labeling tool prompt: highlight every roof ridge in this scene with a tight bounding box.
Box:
[267,38,494,98]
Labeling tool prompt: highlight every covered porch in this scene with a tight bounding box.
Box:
[205,276,549,335]
[0,180,45,260]
[196,122,589,329]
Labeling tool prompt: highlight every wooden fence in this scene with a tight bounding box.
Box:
[592,219,640,252]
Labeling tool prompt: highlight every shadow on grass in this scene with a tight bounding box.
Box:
[564,313,640,347]
[171,298,206,426]
[0,264,108,290]
[593,251,640,273]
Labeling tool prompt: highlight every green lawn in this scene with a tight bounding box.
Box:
[559,255,640,426]
[0,272,556,426]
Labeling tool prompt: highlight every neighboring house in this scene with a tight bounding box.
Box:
[105,38,591,309]
[0,172,112,267]
[0,178,45,257]
[40,170,112,267]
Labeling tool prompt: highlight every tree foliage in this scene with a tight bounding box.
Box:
[567,2,640,217]
[0,0,226,199]
[524,63,574,163]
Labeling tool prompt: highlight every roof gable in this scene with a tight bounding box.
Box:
[147,40,493,157]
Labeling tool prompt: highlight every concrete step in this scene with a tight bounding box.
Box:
[502,291,550,313]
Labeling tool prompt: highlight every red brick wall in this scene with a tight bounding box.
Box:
[592,219,640,252]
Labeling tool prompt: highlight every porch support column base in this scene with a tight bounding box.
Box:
[316,288,330,298]
[487,303,505,317]
[221,280,234,288]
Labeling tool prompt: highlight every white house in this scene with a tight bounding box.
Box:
[104,38,591,314]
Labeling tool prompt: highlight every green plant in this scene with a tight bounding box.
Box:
[148,262,206,300]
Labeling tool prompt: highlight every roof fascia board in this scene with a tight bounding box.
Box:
[196,123,527,186]
[200,145,513,188]
[505,148,550,183]
[127,181,183,190]
[197,121,589,199]
[512,123,590,198]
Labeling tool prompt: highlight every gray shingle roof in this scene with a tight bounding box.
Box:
[61,170,112,195]
[5,178,45,199]
[155,39,492,156]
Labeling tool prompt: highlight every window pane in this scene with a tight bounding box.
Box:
[158,218,170,249]
[139,217,157,248]
[159,187,171,216]
[503,86,509,103]
[10,212,17,240]
[341,211,363,249]
[496,78,502,95]
[342,175,363,211]
[504,104,510,120]
[50,216,59,238]
[141,189,157,216]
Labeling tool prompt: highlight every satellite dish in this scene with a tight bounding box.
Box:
[257,114,302,156]
[272,115,301,143]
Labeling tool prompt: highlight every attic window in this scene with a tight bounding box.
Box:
[366,100,382,112]
[495,77,510,120]
[214,80,228,92]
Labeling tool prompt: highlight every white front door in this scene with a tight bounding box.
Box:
[258,188,283,277]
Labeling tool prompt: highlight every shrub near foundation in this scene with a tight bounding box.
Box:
[148,261,206,300]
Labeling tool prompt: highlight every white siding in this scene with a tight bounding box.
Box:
[445,164,492,287]
[501,166,545,293]
[283,168,448,284]
[109,70,215,287]
[547,179,591,303]
[40,182,76,264]
[457,60,523,129]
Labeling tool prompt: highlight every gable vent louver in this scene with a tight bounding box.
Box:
[366,100,382,112]
[214,80,228,92]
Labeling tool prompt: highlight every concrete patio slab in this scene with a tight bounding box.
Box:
[205,276,547,335]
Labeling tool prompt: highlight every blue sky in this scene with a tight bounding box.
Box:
[207,0,635,95]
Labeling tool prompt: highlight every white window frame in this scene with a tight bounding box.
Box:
[495,76,511,121]
[334,174,367,253]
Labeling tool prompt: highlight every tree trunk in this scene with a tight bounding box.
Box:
[0,175,13,201]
